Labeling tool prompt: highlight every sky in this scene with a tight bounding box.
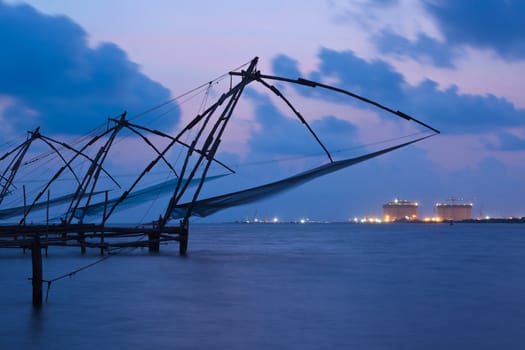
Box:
[1,0,525,222]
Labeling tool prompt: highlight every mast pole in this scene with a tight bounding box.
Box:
[160,57,259,254]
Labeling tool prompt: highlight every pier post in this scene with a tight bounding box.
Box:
[100,226,105,256]
[179,220,188,256]
[179,234,187,256]
[149,218,161,253]
[101,191,108,255]
[31,234,43,308]
[79,232,86,254]
[148,231,160,252]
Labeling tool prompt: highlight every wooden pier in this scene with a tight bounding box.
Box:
[0,222,187,307]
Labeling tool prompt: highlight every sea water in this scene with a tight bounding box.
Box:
[1,223,524,349]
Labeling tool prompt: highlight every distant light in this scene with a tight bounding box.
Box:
[353,217,359,223]
[272,217,279,223]
[485,216,491,220]
[300,219,306,224]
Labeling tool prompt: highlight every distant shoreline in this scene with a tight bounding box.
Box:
[232,217,525,225]
[450,217,525,224]
[389,217,525,224]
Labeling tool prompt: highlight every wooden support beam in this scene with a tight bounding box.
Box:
[31,234,43,308]
[148,232,160,252]
[101,191,108,256]
[79,232,86,254]
[179,220,188,256]
[179,234,187,256]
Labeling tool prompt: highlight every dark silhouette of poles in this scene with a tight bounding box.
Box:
[31,234,43,308]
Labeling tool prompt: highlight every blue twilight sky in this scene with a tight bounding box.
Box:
[1,0,525,222]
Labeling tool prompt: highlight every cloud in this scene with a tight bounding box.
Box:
[275,49,525,135]
[488,132,525,151]
[317,48,407,105]
[368,1,525,72]
[407,81,523,134]
[424,0,525,60]
[272,55,302,78]
[374,32,457,68]
[271,55,321,97]
[0,1,176,135]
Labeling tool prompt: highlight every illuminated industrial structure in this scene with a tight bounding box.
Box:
[436,202,473,221]
[383,199,418,222]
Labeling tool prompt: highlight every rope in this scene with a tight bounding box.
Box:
[128,59,252,123]
[131,84,214,130]
[43,253,114,304]
[82,79,219,161]
[228,131,431,169]
[29,234,151,304]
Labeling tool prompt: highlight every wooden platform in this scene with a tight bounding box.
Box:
[0,222,188,307]
[0,223,183,250]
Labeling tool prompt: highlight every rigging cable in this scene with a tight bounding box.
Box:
[127,59,253,123]
[225,131,432,169]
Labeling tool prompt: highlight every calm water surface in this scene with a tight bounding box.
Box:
[1,223,524,349]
